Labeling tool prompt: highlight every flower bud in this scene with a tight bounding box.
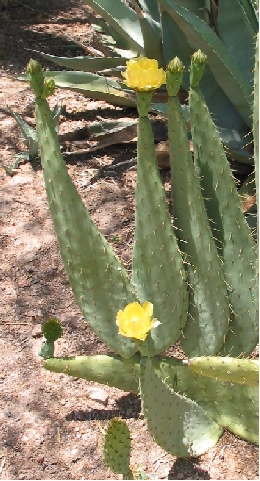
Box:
[190,49,207,88]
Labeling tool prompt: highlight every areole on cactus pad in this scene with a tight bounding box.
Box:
[27,44,258,460]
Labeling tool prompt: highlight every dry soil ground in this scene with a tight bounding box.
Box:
[0,0,259,479]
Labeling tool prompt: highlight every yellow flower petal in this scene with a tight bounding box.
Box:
[116,301,160,341]
[121,57,166,92]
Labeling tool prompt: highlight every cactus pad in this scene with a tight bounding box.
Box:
[140,357,222,457]
[103,418,133,479]
[166,85,230,356]
[187,356,259,387]
[28,60,139,359]
[44,353,140,393]
[152,356,259,444]
[132,93,188,357]
[189,85,258,356]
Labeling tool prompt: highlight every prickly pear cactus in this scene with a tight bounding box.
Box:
[253,33,259,239]
[140,356,223,457]
[28,52,258,459]
[45,353,140,393]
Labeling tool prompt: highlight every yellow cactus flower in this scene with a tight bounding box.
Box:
[121,57,166,92]
[116,301,160,341]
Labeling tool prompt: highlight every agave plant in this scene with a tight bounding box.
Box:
[26,43,258,458]
[34,0,258,166]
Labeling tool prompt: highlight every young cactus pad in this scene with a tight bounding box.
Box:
[103,418,133,479]
[38,317,63,360]
[27,59,139,359]
[41,317,63,342]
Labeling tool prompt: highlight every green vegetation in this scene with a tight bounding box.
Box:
[26,43,258,459]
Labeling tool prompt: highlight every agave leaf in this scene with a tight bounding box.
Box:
[158,0,253,127]
[90,16,139,58]
[40,52,129,72]
[138,0,160,22]
[39,71,136,107]
[152,101,252,164]
[6,105,38,158]
[237,0,259,33]
[174,0,211,20]
[161,10,249,136]
[82,0,144,53]
[218,0,256,84]
[89,119,138,138]
[138,13,164,65]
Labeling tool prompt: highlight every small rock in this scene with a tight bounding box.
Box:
[36,455,44,464]
[31,324,43,338]
[87,387,109,405]
[17,279,30,288]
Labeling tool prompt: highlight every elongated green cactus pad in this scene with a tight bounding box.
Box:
[189,74,258,357]
[140,357,222,457]
[187,356,259,387]
[28,60,139,359]
[166,66,230,356]
[44,354,140,393]
[132,92,188,356]
[103,418,133,479]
